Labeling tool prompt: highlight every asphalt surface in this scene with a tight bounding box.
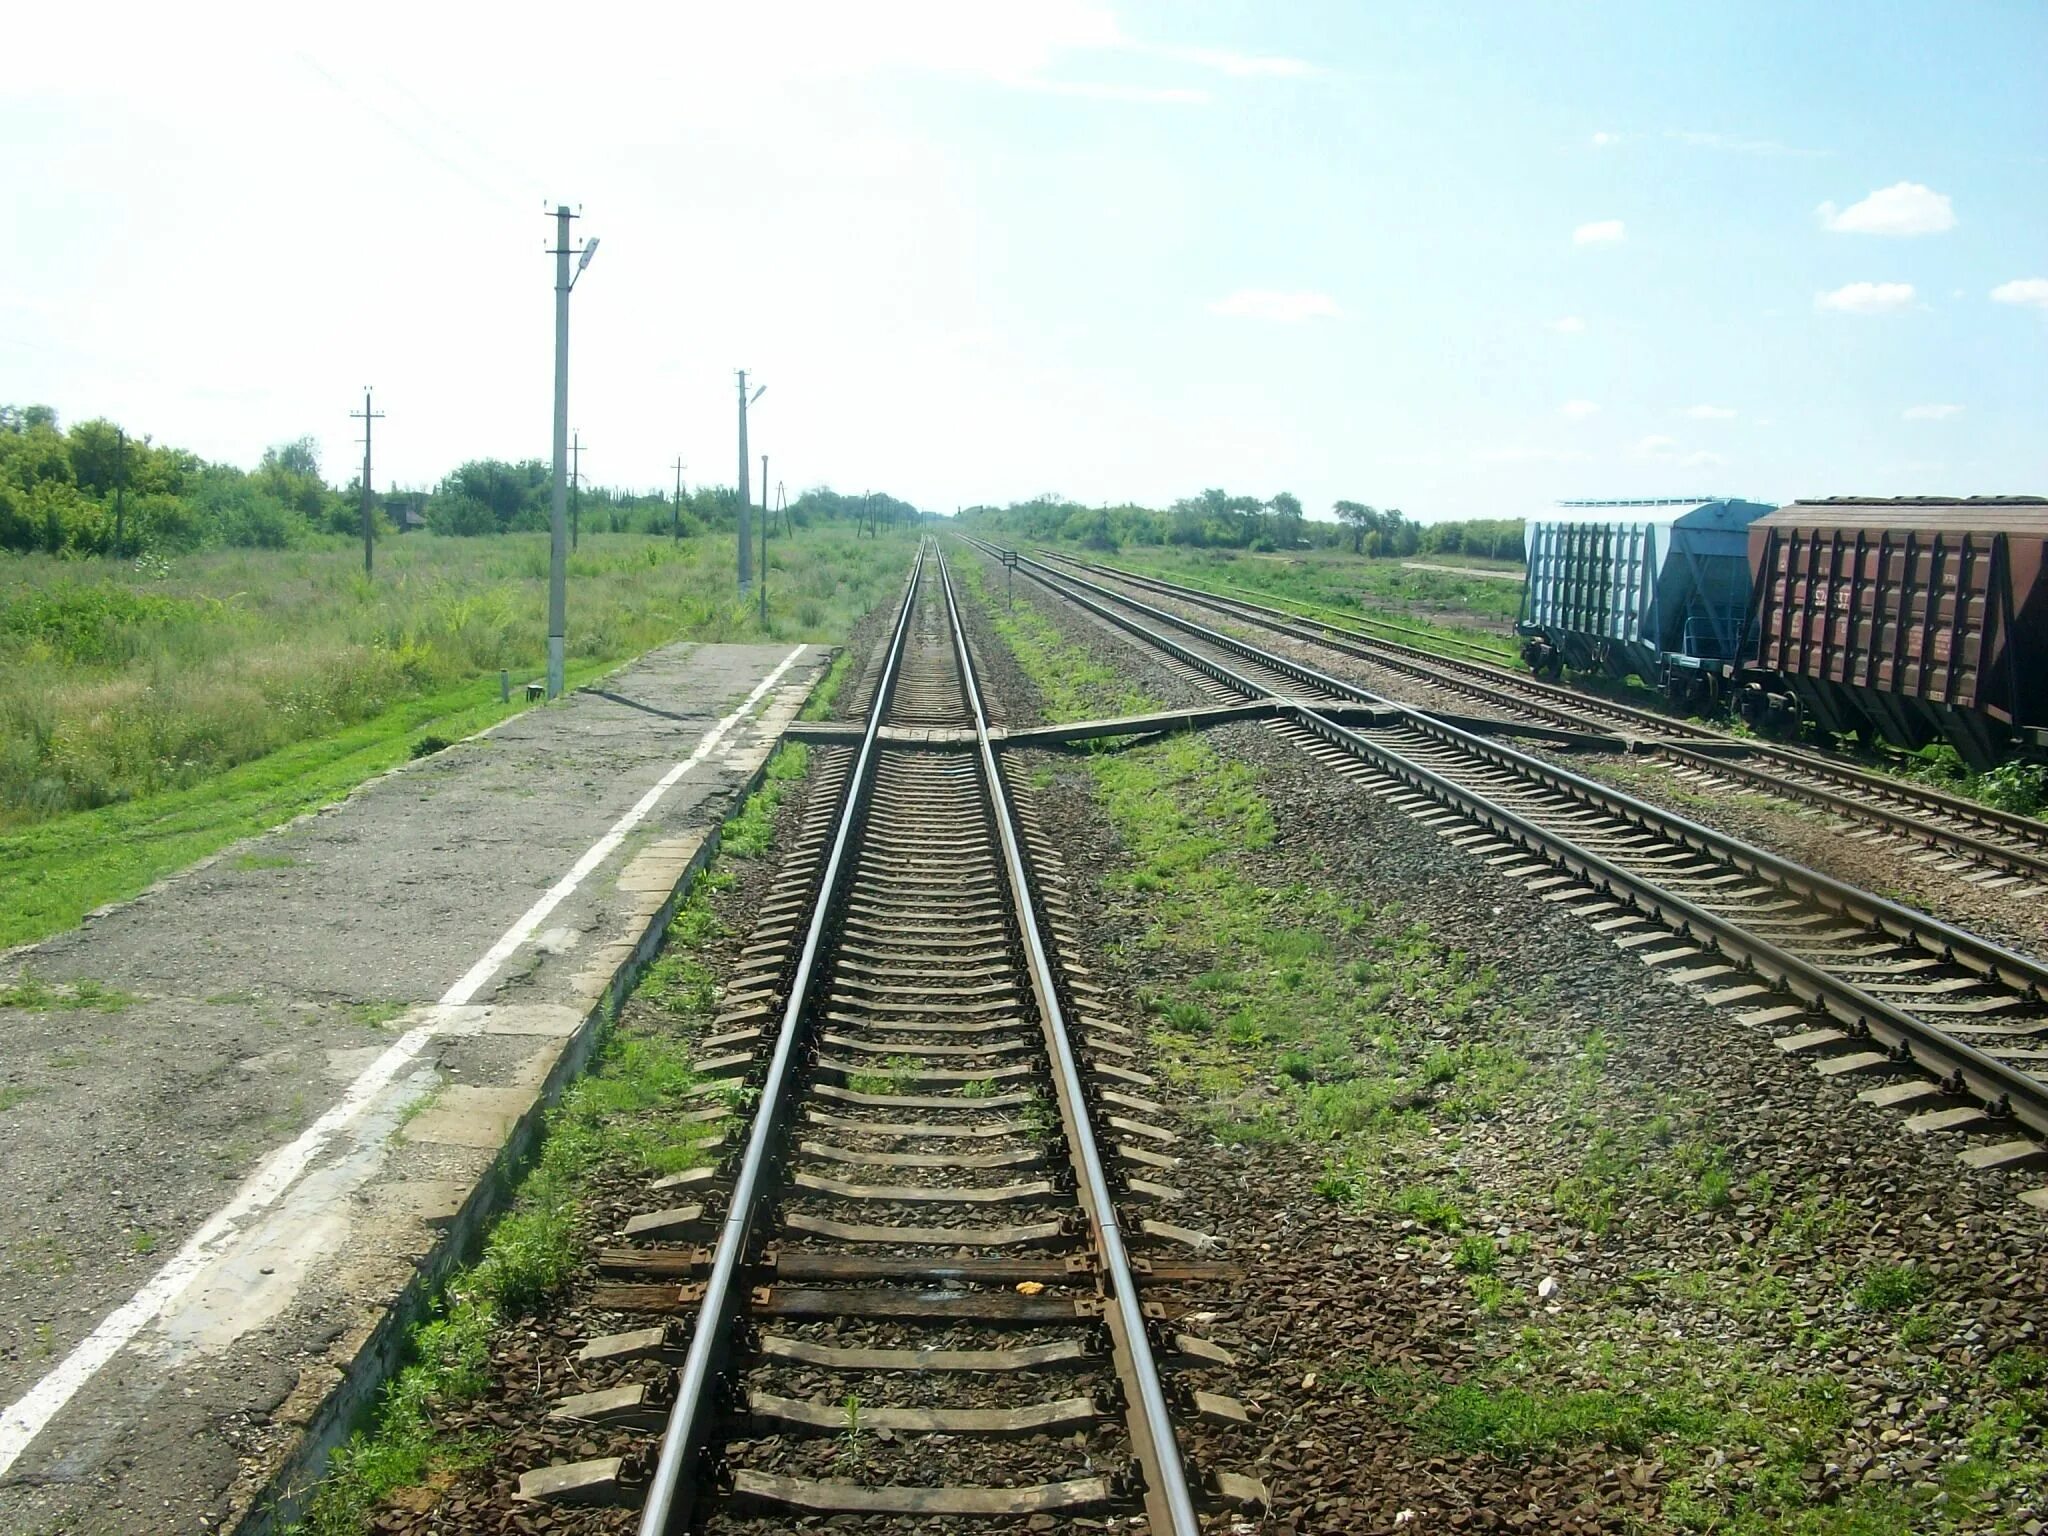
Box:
[0,640,824,1535]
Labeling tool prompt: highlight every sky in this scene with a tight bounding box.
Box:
[2,0,2044,523]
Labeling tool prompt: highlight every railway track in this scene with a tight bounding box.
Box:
[973,539,2048,1211]
[519,543,1259,1532]
[1040,551,2048,893]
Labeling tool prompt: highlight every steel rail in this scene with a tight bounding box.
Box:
[1014,545,2048,993]
[636,545,928,1536]
[933,546,1201,1535]
[1045,549,2048,869]
[968,537,2048,1144]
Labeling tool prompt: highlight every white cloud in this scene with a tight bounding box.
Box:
[1635,435,1680,459]
[1560,399,1600,419]
[1991,278,2048,310]
[1817,182,1955,236]
[1669,129,1828,158]
[1548,316,1586,334]
[1680,450,1726,468]
[1683,404,1737,420]
[1207,289,1341,322]
[1815,281,1915,314]
[1574,219,1625,245]
[1903,403,1964,421]
[1590,131,1620,147]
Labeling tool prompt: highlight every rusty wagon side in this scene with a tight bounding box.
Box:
[1740,496,2048,767]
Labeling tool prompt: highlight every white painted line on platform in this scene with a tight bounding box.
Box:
[0,645,808,1475]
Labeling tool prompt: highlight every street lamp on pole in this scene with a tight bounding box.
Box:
[547,207,598,699]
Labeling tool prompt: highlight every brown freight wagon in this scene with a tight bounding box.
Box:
[1740,497,2048,768]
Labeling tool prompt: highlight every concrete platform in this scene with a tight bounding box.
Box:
[0,641,826,1534]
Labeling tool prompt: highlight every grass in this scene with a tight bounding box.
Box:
[291,743,799,1533]
[0,526,913,947]
[0,974,137,1011]
[800,648,857,721]
[1852,1262,1934,1314]
[1029,537,1524,657]
[720,742,810,859]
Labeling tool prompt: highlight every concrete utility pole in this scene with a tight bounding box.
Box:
[112,428,128,559]
[570,431,584,551]
[736,370,765,593]
[671,458,685,542]
[350,388,384,578]
[546,203,598,698]
[758,452,769,627]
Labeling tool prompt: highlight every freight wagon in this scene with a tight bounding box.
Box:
[1516,499,1777,706]
[1735,497,2048,768]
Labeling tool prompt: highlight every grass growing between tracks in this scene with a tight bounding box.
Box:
[970,565,2047,1534]
[288,746,805,1536]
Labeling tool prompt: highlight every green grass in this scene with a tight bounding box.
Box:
[0,974,137,1011]
[1852,1262,1934,1313]
[800,648,856,721]
[1031,538,1524,659]
[719,742,810,859]
[0,1085,44,1111]
[0,527,912,947]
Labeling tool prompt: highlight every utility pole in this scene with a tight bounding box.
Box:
[350,388,384,578]
[546,203,598,698]
[758,452,769,627]
[671,458,685,542]
[778,481,790,537]
[112,428,128,559]
[735,370,764,593]
[570,431,584,551]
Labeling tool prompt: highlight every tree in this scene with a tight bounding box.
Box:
[270,437,321,479]
[1267,491,1305,548]
[254,438,327,519]
[1332,499,1378,554]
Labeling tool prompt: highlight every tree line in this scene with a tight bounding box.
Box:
[0,403,921,557]
[957,491,1524,562]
